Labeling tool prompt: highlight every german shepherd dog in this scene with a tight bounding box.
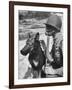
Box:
[20,32,46,78]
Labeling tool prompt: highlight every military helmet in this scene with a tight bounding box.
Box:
[45,15,62,32]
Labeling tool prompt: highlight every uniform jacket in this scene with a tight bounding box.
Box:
[50,32,63,69]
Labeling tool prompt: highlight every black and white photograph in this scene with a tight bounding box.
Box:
[19,11,63,79]
[9,1,70,88]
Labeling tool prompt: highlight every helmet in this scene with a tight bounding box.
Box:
[45,15,62,32]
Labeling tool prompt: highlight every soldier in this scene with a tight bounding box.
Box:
[44,14,63,76]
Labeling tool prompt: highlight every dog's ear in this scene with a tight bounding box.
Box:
[35,32,39,40]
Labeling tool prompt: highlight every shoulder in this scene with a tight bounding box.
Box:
[54,32,63,47]
[55,32,63,41]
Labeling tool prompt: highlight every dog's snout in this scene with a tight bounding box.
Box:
[20,50,24,55]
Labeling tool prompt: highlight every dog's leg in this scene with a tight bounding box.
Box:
[38,70,41,78]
